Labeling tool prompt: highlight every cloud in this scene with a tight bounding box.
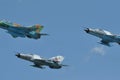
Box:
[83,46,107,63]
[91,46,105,56]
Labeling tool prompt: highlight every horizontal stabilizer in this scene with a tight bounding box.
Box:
[61,64,69,67]
[40,33,49,36]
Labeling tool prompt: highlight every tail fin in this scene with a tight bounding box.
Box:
[50,56,64,63]
[30,24,44,33]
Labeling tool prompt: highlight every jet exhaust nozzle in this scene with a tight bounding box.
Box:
[40,33,49,36]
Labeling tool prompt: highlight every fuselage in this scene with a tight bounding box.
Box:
[0,21,41,39]
[84,28,120,44]
[16,53,62,69]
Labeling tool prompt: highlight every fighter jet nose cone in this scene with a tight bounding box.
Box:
[84,28,89,33]
[15,53,20,57]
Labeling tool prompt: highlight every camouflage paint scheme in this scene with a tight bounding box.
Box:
[0,20,48,39]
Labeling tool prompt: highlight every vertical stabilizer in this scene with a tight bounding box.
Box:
[50,56,64,63]
[30,24,44,33]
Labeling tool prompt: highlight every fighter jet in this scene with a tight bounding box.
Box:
[15,53,67,69]
[0,20,48,39]
[84,28,120,46]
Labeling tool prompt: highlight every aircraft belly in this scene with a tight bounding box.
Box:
[0,26,9,30]
[34,60,48,66]
[7,31,25,38]
[89,32,116,42]
[7,27,27,37]
[34,60,55,67]
[102,35,117,43]
[89,32,103,38]
[114,37,120,43]
[8,27,26,34]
